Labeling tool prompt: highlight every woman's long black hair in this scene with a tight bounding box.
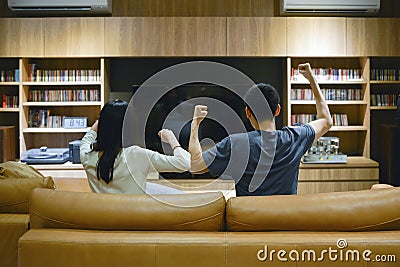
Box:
[95,100,128,184]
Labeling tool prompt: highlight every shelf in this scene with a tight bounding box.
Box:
[23,101,102,107]
[300,156,379,169]
[291,100,367,105]
[370,80,400,84]
[23,127,90,133]
[0,82,19,85]
[22,81,101,86]
[370,106,397,110]
[291,80,367,85]
[0,107,19,112]
[329,126,367,131]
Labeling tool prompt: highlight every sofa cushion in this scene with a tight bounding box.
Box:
[0,177,56,214]
[226,188,400,231]
[19,229,226,267]
[0,213,29,267]
[30,189,226,231]
[0,161,47,179]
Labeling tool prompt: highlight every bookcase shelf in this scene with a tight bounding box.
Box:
[23,127,90,133]
[286,57,370,157]
[291,80,367,85]
[329,126,368,131]
[23,101,102,107]
[291,100,367,105]
[0,107,19,112]
[22,81,102,86]
[370,106,397,110]
[370,80,400,84]
[0,82,19,86]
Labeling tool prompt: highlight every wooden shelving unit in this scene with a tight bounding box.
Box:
[17,57,109,155]
[369,57,400,163]
[285,57,370,158]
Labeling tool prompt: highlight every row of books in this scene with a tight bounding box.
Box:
[29,89,100,102]
[370,94,398,106]
[291,114,349,126]
[370,69,400,81]
[29,109,64,128]
[291,88,363,101]
[2,94,18,108]
[0,70,19,82]
[28,64,100,82]
[291,68,362,82]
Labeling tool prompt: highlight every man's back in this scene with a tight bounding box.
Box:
[202,124,315,196]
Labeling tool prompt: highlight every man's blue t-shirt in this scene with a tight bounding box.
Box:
[202,124,315,196]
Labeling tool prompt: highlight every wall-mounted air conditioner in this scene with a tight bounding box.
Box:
[8,0,112,15]
[280,0,380,16]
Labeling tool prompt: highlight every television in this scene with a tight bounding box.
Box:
[110,58,284,178]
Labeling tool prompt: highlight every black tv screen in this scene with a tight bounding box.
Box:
[110,58,284,178]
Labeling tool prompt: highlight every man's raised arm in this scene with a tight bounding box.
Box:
[189,105,209,174]
[298,63,332,141]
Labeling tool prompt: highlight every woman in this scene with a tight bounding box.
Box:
[80,99,190,194]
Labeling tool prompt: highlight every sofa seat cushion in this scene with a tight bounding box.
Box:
[19,229,226,267]
[226,231,400,267]
[226,188,400,231]
[0,213,29,267]
[30,189,226,231]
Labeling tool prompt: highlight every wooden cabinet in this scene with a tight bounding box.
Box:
[298,157,379,194]
[287,17,346,56]
[44,18,105,57]
[286,57,370,158]
[347,18,400,56]
[227,17,286,56]
[104,17,227,56]
[0,18,45,57]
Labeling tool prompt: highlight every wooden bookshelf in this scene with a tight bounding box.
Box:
[370,106,397,110]
[286,57,371,158]
[18,57,109,154]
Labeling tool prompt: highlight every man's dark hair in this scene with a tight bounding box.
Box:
[244,83,280,121]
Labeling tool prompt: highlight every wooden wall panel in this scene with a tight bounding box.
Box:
[347,18,400,56]
[227,17,286,56]
[111,0,276,17]
[44,18,104,57]
[104,17,226,56]
[287,17,346,56]
[0,18,44,57]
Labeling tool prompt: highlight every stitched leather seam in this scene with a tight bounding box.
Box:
[30,209,224,230]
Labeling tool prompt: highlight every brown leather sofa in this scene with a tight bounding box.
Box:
[0,161,56,267]
[18,187,400,267]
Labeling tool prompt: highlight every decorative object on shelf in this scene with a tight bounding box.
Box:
[69,140,81,164]
[63,117,88,129]
[302,137,347,164]
[20,146,69,165]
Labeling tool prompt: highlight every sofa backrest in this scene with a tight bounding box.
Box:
[226,188,400,231]
[0,177,55,214]
[30,188,226,231]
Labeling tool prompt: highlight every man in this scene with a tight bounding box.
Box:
[189,63,332,196]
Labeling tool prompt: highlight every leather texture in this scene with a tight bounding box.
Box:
[16,188,400,267]
[226,188,400,231]
[30,188,226,231]
[0,177,55,214]
[19,229,226,267]
[0,214,29,267]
